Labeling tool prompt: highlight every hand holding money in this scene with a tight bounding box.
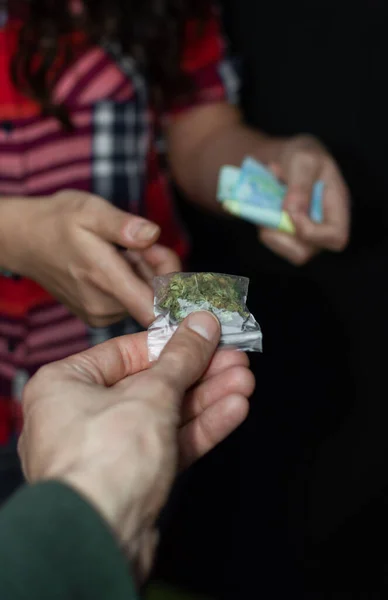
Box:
[217,134,350,266]
[217,156,323,234]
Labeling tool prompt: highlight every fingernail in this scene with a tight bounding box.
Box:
[129,221,160,242]
[186,311,220,341]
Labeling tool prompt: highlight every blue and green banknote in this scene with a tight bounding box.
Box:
[217,157,324,234]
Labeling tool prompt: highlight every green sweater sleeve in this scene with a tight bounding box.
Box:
[0,481,139,600]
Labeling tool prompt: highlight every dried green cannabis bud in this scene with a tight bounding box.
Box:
[156,272,249,323]
[148,272,263,360]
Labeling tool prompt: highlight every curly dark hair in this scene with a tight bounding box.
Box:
[11,0,211,126]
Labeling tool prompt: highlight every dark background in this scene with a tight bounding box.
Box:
[155,0,388,596]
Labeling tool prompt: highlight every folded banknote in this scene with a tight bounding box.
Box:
[217,157,324,233]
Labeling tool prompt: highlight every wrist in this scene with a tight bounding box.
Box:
[59,472,129,547]
[0,197,34,274]
[251,133,289,165]
[211,124,287,166]
[0,196,47,275]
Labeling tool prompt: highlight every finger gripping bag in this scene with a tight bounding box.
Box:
[148,272,263,361]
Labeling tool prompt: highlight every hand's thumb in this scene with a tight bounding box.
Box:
[153,312,221,396]
[87,197,161,249]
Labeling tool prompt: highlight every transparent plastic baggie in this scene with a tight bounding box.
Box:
[148,272,263,361]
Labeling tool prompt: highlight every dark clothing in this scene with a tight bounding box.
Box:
[0,442,23,505]
[156,1,388,596]
[0,482,138,600]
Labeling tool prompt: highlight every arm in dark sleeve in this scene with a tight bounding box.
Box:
[0,481,139,600]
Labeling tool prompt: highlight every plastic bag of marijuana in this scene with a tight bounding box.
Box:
[148,272,263,361]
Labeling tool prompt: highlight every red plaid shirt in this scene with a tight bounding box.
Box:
[0,5,239,444]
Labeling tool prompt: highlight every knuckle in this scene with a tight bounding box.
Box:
[85,308,110,327]
[178,335,198,359]
[22,364,52,412]
[180,331,209,365]
[65,220,82,246]
[78,191,98,211]
[146,374,177,408]
[160,246,179,268]
[296,221,313,241]
[294,134,324,152]
[331,232,349,252]
[21,382,35,414]
[64,192,106,229]
[141,376,181,422]
[294,149,318,170]
[77,195,98,224]
[67,261,86,284]
[56,189,89,213]
[321,154,335,170]
[259,228,277,245]
[225,365,256,398]
[165,247,179,262]
[290,252,310,267]
[87,303,106,320]
[85,315,105,328]
[83,295,121,326]
[53,188,74,201]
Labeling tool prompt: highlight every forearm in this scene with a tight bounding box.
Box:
[0,197,31,273]
[168,105,284,212]
[186,123,278,210]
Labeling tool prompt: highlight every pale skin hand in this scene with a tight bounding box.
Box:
[1,190,180,327]
[259,135,351,266]
[167,105,350,266]
[18,312,254,582]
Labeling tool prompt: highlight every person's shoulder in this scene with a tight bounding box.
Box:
[182,9,224,74]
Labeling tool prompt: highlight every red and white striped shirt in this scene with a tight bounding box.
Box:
[0,5,239,444]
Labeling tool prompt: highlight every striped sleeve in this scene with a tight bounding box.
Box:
[168,8,241,115]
